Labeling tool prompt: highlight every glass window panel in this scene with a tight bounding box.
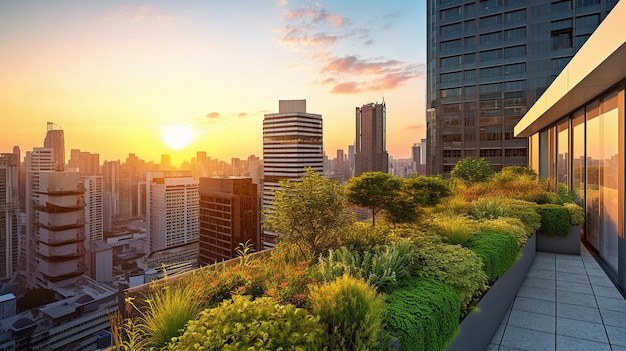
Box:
[577,0,600,7]
[530,133,539,174]
[441,23,462,36]
[480,14,502,28]
[504,27,526,41]
[504,45,526,59]
[504,9,526,24]
[572,108,585,206]
[557,119,569,187]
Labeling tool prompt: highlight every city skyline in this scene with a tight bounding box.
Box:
[0,1,427,166]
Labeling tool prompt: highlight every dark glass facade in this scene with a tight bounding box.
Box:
[426,0,617,175]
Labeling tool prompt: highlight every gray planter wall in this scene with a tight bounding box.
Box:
[536,225,580,255]
[446,234,536,351]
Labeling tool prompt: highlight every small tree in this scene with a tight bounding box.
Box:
[384,175,452,224]
[345,172,402,226]
[263,168,352,260]
[451,157,494,183]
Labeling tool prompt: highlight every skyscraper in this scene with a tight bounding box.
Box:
[146,171,199,253]
[30,171,86,289]
[355,101,388,176]
[0,153,20,280]
[43,122,65,171]
[262,99,323,248]
[198,177,260,265]
[426,0,617,175]
[67,149,100,175]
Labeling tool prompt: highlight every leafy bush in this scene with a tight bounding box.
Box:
[316,240,412,291]
[342,222,394,253]
[451,157,494,183]
[430,214,478,245]
[556,184,574,204]
[439,195,472,216]
[536,204,571,237]
[502,199,542,234]
[412,241,488,313]
[564,202,585,226]
[309,275,385,351]
[263,261,315,308]
[384,278,461,351]
[405,175,452,207]
[491,166,538,184]
[464,230,519,279]
[168,295,326,350]
[470,197,509,220]
[477,217,533,248]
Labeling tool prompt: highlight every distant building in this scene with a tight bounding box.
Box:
[198,177,260,265]
[30,171,87,290]
[355,101,388,176]
[0,276,117,350]
[67,149,100,175]
[145,171,199,272]
[43,122,65,171]
[0,153,20,280]
[262,99,323,248]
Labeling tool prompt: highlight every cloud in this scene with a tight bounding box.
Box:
[406,124,425,130]
[278,3,422,94]
[277,0,288,6]
[331,82,361,94]
[206,112,221,119]
[238,113,248,118]
[111,4,152,21]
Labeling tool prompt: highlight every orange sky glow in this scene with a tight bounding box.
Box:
[0,1,427,166]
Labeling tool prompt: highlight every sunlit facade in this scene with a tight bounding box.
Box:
[262,100,323,249]
[426,0,618,175]
[515,0,626,290]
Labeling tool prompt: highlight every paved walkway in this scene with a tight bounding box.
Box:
[489,245,626,351]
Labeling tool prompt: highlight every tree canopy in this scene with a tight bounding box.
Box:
[345,172,402,226]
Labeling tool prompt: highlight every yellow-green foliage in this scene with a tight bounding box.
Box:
[412,241,488,313]
[464,230,519,279]
[384,278,461,351]
[430,214,479,245]
[537,204,571,236]
[138,283,203,348]
[501,199,542,234]
[309,275,385,351]
[564,202,585,226]
[470,197,509,220]
[342,221,395,253]
[168,295,326,350]
[477,217,533,247]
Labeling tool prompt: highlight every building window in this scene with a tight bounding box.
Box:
[479,0,502,12]
[441,23,462,36]
[441,56,461,68]
[464,36,476,51]
[442,134,462,142]
[480,14,502,28]
[571,108,585,206]
[551,0,572,12]
[441,39,462,52]
[480,149,502,157]
[556,118,569,186]
[504,9,526,24]
[551,18,573,31]
[551,30,573,50]
[577,0,600,7]
[480,31,503,46]
[441,72,462,83]
[480,49,502,62]
[576,14,600,31]
[503,45,526,60]
[504,27,526,41]
[443,150,462,158]
[464,53,476,65]
[441,6,462,21]
[504,62,525,75]
[551,57,571,75]
[504,148,527,157]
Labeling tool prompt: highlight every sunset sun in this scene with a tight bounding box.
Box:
[162,125,195,150]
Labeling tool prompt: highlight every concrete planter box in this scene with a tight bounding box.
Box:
[446,234,536,351]
[537,225,580,255]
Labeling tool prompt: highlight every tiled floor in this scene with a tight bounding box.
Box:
[489,246,626,351]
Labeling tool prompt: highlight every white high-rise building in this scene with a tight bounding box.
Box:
[81,175,103,242]
[0,153,20,280]
[146,171,200,269]
[262,99,323,248]
[30,172,86,289]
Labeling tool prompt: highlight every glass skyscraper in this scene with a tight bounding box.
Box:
[426,0,618,175]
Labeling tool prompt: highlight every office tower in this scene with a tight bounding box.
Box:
[102,160,119,231]
[355,101,388,176]
[43,122,65,171]
[247,155,262,185]
[118,154,148,219]
[426,0,617,175]
[81,175,103,242]
[0,153,20,280]
[160,154,172,171]
[262,99,323,248]
[146,171,200,269]
[198,177,260,265]
[412,143,422,165]
[67,149,100,174]
[30,172,86,289]
[348,144,355,177]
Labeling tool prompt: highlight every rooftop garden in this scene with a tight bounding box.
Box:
[112,158,583,351]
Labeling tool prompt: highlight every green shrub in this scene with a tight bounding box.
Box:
[564,202,585,226]
[309,275,385,351]
[384,278,461,351]
[405,175,452,207]
[316,240,412,291]
[431,214,478,245]
[536,204,571,236]
[557,184,574,204]
[464,230,519,279]
[502,199,542,234]
[451,157,494,183]
[263,261,314,308]
[412,241,488,313]
[477,217,533,248]
[342,222,395,253]
[168,295,326,350]
[470,197,509,220]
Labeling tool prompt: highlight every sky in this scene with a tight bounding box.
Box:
[0,0,427,166]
